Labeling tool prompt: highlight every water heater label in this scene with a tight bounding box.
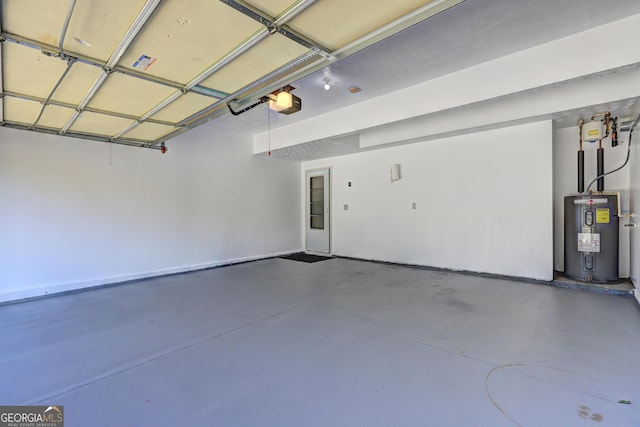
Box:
[578,233,600,253]
[596,208,610,223]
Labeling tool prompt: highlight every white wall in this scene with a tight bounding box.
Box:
[0,125,301,302]
[553,126,631,277]
[303,121,554,281]
[630,125,640,293]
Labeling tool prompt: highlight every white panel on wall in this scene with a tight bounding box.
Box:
[553,126,631,277]
[0,125,301,302]
[303,121,554,281]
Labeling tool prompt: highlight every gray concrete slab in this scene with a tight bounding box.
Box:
[553,273,634,297]
[1,258,639,426]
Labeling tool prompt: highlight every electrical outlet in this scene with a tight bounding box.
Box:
[343,204,349,211]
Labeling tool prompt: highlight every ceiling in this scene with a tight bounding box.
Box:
[212,0,640,135]
[2,0,640,153]
[0,0,462,149]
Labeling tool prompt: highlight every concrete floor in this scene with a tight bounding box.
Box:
[1,258,639,426]
[553,273,635,297]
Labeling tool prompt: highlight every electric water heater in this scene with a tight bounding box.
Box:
[564,194,619,283]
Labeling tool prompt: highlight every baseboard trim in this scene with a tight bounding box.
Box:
[4,252,633,305]
[334,255,635,297]
[0,250,301,305]
[334,255,551,285]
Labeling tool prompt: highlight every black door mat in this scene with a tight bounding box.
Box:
[278,252,332,263]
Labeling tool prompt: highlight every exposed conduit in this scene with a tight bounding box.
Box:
[227,97,268,115]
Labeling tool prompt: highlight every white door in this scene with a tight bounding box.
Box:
[306,169,330,254]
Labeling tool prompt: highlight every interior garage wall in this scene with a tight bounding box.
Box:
[553,126,631,277]
[630,126,640,290]
[0,125,301,302]
[302,121,553,281]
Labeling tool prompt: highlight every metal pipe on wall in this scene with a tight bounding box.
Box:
[584,114,638,195]
[578,120,584,193]
[597,147,605,191]
[578,150,585,193]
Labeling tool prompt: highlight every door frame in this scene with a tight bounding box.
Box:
[304,167,332,255]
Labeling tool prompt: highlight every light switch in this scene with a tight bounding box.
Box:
[412,202,417,210]
[343,204,349,211]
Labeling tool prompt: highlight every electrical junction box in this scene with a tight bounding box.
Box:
[582,120,604,142]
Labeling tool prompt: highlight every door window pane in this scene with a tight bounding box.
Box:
[311,216,324,229]
[310,176,324,230]
[311,202,324,215]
